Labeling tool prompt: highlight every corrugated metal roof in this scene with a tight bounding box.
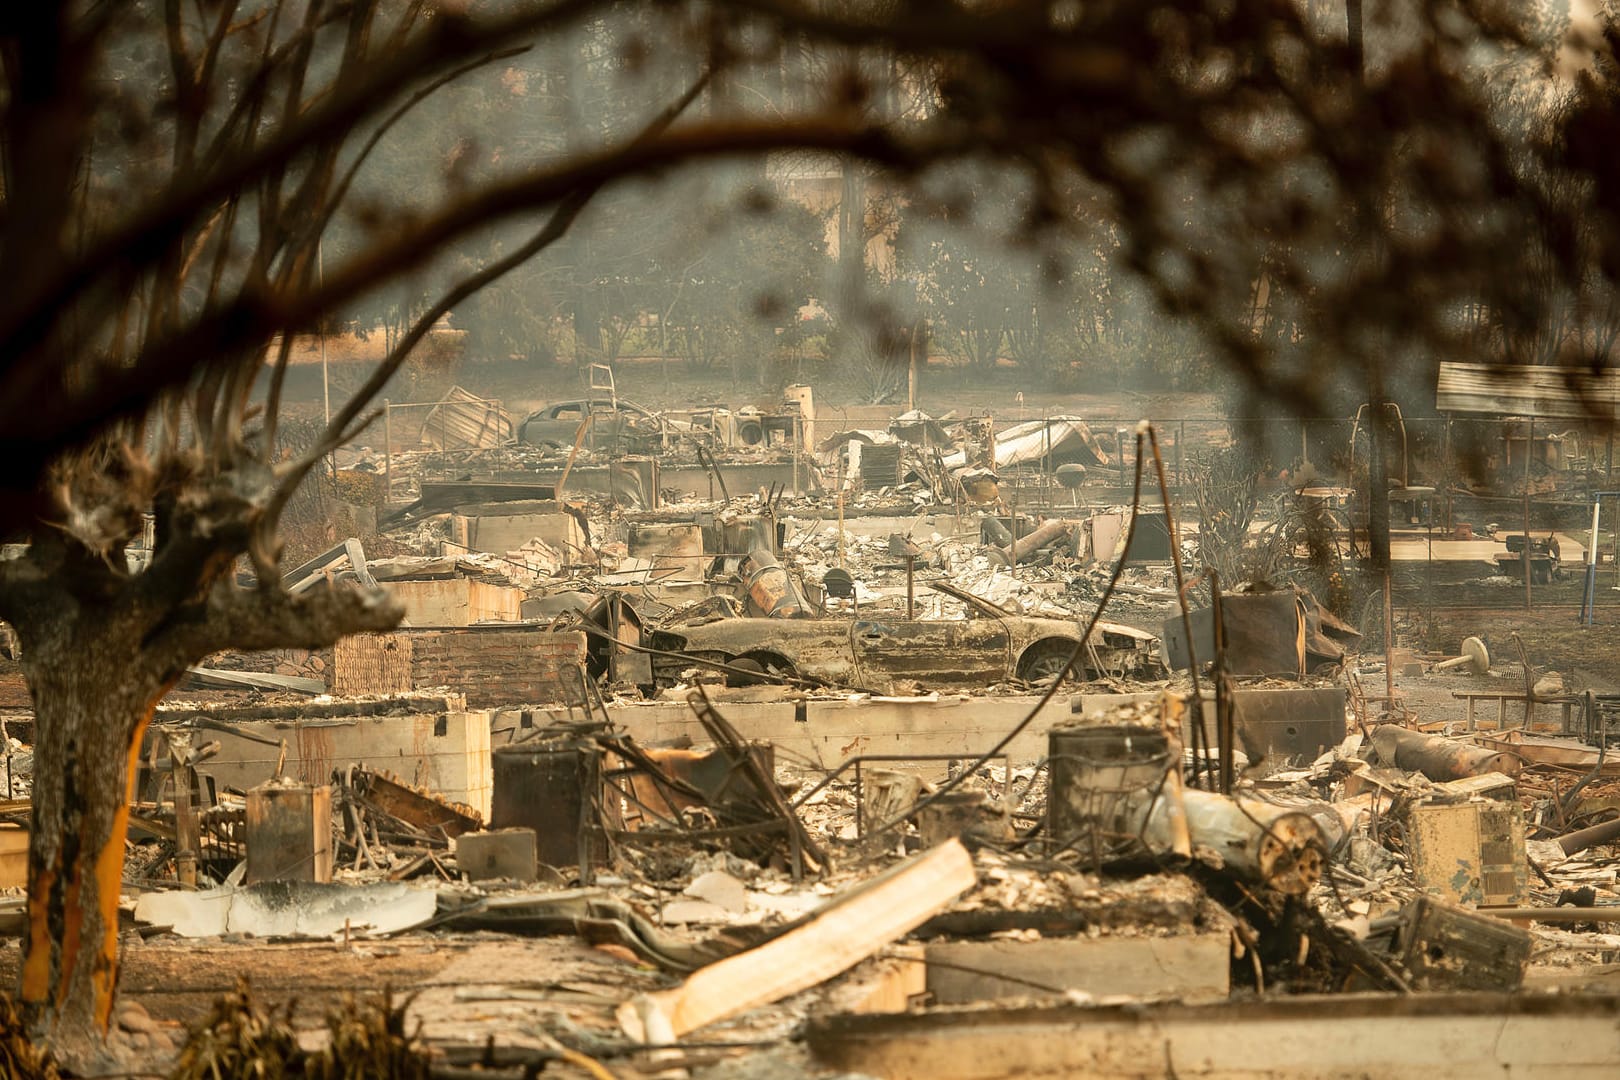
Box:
[418,386,514,450]
[1435,361,1620,418]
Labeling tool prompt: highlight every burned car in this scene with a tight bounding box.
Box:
[649,581,1162,693]
[518,398,674,451]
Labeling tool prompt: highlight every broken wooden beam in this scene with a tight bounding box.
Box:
[355,767,482,838]
[184,666,325,695]
[616,838,977,1043]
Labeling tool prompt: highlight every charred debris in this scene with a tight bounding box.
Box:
[2,386,1619,1077]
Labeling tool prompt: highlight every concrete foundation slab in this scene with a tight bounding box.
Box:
[807,993,1620,1079]
[925,934,1229,1004]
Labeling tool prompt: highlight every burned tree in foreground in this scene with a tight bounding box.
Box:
[2,0,1620,1060]
[0,1,930,1052]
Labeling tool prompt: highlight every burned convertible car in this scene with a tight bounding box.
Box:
[649,581,1162,693]
[518,398,673,451]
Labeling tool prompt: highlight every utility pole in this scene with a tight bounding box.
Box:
[1347,0,1395,719]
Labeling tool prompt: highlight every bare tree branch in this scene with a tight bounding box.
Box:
[315,43,535,243]
[148,577,404,674]
[26,115,967,455]
[0,0,611,378]
[269,65,721,520]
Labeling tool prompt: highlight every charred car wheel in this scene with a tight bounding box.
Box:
[728,651,798,687]
[1017,640,1082,684]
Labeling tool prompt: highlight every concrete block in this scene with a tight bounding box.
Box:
[389,577,524,626]
[452,500,584,555]
[188,706,493,820]
[456,828,538,881]
[924,934,1230,1004]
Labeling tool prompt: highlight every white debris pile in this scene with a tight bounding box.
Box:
[495,539,566,586]
[790,528,919,604]
[395,516,451,555]
[935,552,1078,619]
[1462,574,1518,588]
[2,739,30,798]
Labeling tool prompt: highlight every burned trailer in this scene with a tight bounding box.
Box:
[648,581,1163,694]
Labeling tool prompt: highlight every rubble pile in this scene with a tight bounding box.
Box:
[6,390,1620,1076]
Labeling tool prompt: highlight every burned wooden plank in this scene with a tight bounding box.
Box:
[616,838,977,1043]
[355,767,482,838]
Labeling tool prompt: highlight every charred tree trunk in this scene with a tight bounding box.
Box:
[0,529,402,1053]
[16,601,171,1048]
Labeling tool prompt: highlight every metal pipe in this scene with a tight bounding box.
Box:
[1211,570,1233,795]
[1480,906,1620,923]
[1371,725,1519,780]
[383,398,392,506]
[905,553,915,619]
[1002,518,1073,564]
[1556,814,1620,857]
[1143,789,1326,895]
[1585,496,1601,626]
[1579,492,1620,626]
[837,490,846,568]
[1524,418,1534,611]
